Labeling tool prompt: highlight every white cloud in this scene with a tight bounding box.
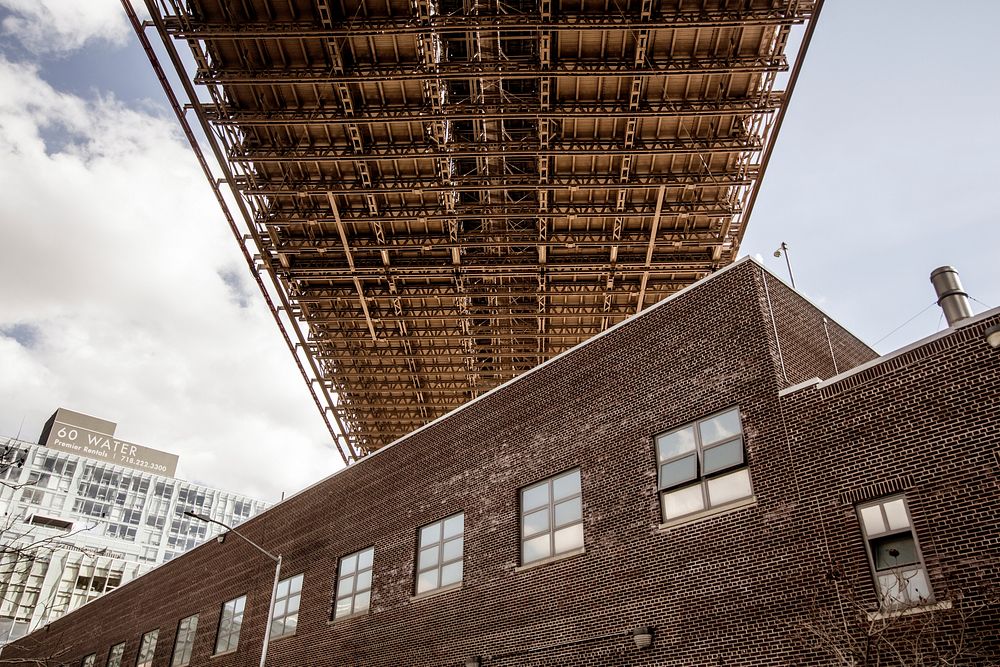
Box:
[0,58,342,501]
[0,0,131,55]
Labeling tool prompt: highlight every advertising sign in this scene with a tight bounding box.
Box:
[41,408,178,477]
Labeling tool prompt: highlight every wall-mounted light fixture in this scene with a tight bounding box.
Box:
[985,324,1000,349]
[632,625,654,650]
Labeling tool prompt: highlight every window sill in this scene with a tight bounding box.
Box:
[269,630,296,643]
[327,610,369,625]
[657,495,757,531]
[210,649,237,659]
[867,600,951,621]
[514,547,586,573]
[410,582,462,602]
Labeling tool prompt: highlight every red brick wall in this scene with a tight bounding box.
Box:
[7,261,997,667]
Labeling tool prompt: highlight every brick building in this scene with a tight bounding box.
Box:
[5,258,998,666]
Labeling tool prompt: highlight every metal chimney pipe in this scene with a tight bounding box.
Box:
[930,266,974,326]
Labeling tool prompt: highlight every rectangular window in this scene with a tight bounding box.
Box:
[416,513,464,594]
[214,595,246,655]
[656,407,752,521]
[269,573,303,639]
[520,468,583,565]
[857,496,932,609]
[136,630,158,667]
[82,655,96,667]
[106,642,125,667]
[170,614,198,666]
[334,547,373,619]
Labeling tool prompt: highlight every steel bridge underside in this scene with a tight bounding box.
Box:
[136,0,819,462]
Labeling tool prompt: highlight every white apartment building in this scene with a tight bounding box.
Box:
[0,409,266,646]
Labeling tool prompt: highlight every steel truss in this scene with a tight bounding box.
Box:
[127,0,822,461]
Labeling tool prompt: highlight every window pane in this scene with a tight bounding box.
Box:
[358,547,374,570]
[283,614,298,635]
[234,596,246,614]
[334,597,352,618]
[706,468,752,506]
[554,497,582,527]
[269,618,282,637]
[276,578,290,598]
[440,561,463,587]
[872,534,919,570]
[878,572,905,607]
[442,514,464,539]
[522,508,549,537]
[339,554,356,576]
[903,567,931,603]
[522,482,549,511]
[860,505,886,535]
[522,534,550,563]
[699,409,741,445]
[355,569,372,592]
[416,569,438,594]
[272,599,287,618]
[354,589,371,612]
[287,594,300,615]
[442,536,463,562]
[552,469,581,500]
[656,426,696,460]
[339,575,355,596]
[420,522,440,546]
[662,484,704,520]
[703,439,744,474]
[659,455,697,489]
[883,499,910,531]
[553,523,584,554]
[418,545,439,570]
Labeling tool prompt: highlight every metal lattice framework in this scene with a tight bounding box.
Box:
[125,0,821,462]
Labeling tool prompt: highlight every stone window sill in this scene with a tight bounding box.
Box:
[410,582,462,602]
[867,600,951,621]
[210,649,237,659]
[327,610,369,625]
[657,495,758,531]
[514,547,586,573]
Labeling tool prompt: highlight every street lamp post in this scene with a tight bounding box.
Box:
[184,511,281,667]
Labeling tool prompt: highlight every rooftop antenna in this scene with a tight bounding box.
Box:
[773,241,797,289]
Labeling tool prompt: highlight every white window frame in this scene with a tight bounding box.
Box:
[269,573,303,639]
[135,629,158,667]
[857,495,933,609]
[213,595,246,655]
[415,513,464,594]
[520,468,584,565]
[655,407,753,522]
[170,614,198,667]
[334,547,374,620]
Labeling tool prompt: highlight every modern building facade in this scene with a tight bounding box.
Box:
[0,411,266,647]
[4,258,998,665]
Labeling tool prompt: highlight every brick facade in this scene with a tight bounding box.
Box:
[6,258,998,666]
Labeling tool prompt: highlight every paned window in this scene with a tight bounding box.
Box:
[106,642,125,667]
[170,614,198,666]
[214,595,246,654]
[82,655,96,667]
[334,547,373,619]
[136,630,158,667]
[416,513,464,594]
[656,407,752,521]
[857,496,932,608]
[269,574,303,639]
[520,468,583,565]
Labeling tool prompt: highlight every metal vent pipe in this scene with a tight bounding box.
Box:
[930,266,974,326]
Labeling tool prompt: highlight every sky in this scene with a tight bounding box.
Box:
[1,0,997,502]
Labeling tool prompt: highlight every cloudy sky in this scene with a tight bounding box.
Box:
[1,1,997,502]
